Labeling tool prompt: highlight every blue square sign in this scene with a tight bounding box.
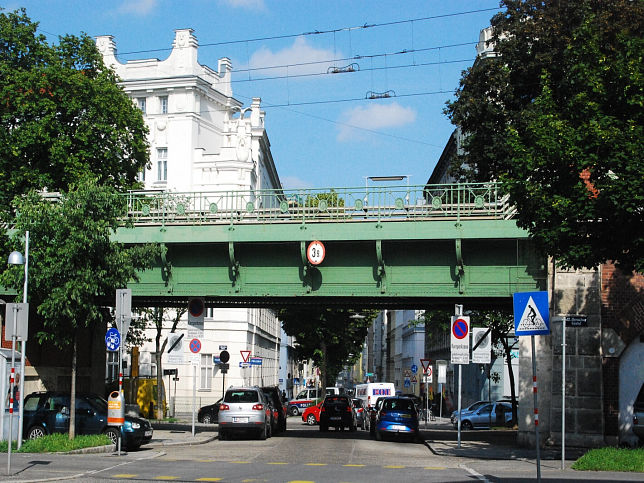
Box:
[513,291,550,336]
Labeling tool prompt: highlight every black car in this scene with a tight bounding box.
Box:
[319,395,356,432]
[23,392,153,450]
[261,386,287,433]
[197,398,222,424]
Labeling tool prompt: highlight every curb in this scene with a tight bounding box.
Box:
[154,434,218,446]
[59,444,115,455]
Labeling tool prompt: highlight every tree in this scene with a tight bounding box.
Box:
[0,8,148,219]
[2,182,159,439]
[278,307,376,391]
[444,0,644,272]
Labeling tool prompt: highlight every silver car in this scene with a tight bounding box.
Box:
[218,386,272,440]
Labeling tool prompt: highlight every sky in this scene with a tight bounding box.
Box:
[4,0,502,190]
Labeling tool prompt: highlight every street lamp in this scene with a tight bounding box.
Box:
[7,231,29,453]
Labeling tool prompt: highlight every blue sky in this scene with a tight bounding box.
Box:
[4,0,501,189]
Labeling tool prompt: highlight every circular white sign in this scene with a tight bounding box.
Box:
[307,240,325,265]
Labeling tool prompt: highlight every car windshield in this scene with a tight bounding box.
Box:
[382,399,415,412]
[86,395,108,412]
[225,390,259,403]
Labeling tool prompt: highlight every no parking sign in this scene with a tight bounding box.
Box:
[450,316,470,364]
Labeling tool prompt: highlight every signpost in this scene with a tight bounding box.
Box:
[450,307,469,448]
[105,328,121,352]
[306,240,325,265]
[472,327,492,364]
[167,333,185,364]
[514,291,550,483]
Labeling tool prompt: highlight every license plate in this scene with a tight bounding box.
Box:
[233,417,248,423]
[144,430,152,437]
[391,425,406,431]
[330,417,341,421]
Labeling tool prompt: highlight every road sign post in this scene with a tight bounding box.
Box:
[514,291,550,483]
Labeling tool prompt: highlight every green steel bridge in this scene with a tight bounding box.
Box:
[114,182,546,308]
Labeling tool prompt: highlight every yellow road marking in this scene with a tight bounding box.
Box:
[112,475,136,478]
[384,465,405,468]
[424,466,447,470]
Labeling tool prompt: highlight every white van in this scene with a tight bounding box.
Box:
[354,382,396,409]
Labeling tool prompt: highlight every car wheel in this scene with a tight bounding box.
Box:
[104,427,120,446]
[267,421,272,438]
[219,430,227,440]
[202,414,212,424]
[306,414,317,425]
[280,419,287,432]
[289,406,299,416]
[259,424,267,440]
[27,425,46,440]
[462,420,473,430]
[375,430,382,441]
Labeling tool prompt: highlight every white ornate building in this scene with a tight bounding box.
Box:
[97,29,283,413]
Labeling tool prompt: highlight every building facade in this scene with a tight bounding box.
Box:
[96,29,283,414]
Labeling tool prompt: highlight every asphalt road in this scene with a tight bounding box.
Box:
[2,417,642,482]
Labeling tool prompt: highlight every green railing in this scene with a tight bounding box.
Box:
[120,182,515,226]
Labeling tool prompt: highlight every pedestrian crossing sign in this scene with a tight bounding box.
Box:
[513,291,550,336]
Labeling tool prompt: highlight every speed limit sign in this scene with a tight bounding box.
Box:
[307,240,325,265]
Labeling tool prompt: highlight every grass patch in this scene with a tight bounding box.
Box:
[572,447,644,472]
[0,434,111,453]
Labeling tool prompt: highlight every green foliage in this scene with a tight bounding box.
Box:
[279,307,376,386]
[572,447,644,472]
[304,190,345,208]
[0,181,160,347]
[0,433,111,453]
[0,8,148,220]
[444,0,643,271]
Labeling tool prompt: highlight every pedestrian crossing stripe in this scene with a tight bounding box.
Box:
[513,291,550,335]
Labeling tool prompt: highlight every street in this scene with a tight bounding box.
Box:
[2,417,642,482]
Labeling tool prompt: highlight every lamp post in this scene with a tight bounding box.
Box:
[7,231,29,454]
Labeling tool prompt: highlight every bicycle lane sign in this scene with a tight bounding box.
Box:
[513,291,550,336]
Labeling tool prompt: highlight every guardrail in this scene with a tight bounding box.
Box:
[120,182,515,226]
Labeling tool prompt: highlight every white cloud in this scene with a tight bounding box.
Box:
[249,36,337,77]
[219,0,266,11]
[337,103,417,142]
[117,0,158,15]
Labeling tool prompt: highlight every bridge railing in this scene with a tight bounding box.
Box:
[121,182,514,226]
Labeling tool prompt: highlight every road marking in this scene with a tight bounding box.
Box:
[384,465,405,469]
[112,475,137,478]
[460,464,490,482]
[424,466,447,470]
[230,460,251,464]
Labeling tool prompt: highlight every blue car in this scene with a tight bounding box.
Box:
[452,401,512,430]
[373,396,419,442]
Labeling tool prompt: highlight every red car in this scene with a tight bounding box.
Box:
[302,401,323,425]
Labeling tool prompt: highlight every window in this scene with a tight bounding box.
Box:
[157,148,167,181]
[160,96,168,114]
[200,353,213,390]
[139,167,146,182]
[137,97,146,114]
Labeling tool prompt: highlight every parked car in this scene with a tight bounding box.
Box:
[218,386,272,440]
[262,385,287,433]
[453,401,512,430]
[373,396,419,442]
[197,397,222,424]
[288,388,321,416]
[319,395,356,432]
[22,392,153,451]
[352,398,367,430]
[633,383,644,444]
[450,400,490,425]
[302,401,323,425]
